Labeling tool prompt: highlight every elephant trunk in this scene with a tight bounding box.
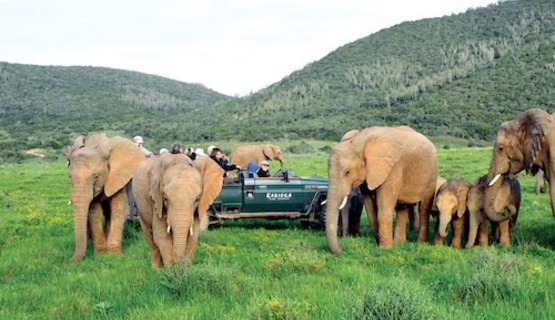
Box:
[168,207,193,265]
[438,210,451,238]
[68,182,94,262]
[484,173,510,223]
[325,187,348,254]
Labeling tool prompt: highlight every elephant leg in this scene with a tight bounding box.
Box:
[376,188,398,249]
[89,201,107,254]
[362,195,378,243]
[184,217,201,267]
[451,216,463,249]
[153,220,174,266]
[465,208,482,249]
[477,219,489,246]
[417,197,432,243]
[106,189,128,254]
[393,206,407,245]
[498,220,510,246]
[138,218,162,268]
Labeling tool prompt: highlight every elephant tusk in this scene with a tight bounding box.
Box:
[167,225,171,233]
[488,174,502,187]
[68,200,72,205]
[190,226,193,236]
[321,200,327,205]
[338,196,348,210]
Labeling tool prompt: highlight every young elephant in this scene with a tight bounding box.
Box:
[133,153,224,268]
[465,175,521,249]
[338,187,364,237]
[432,178,471,248]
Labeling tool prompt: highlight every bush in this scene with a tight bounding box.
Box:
[286,141,317,154]
[352,275,441,320]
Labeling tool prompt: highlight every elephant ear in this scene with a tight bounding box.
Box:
[363,138,402,190]
[148,157,164,219]
[263,144,273,159]
[518,109,550,170]
[456,183,470,218]
[105,136,146,197]
[494,179,512,213]
[192,156,224,219]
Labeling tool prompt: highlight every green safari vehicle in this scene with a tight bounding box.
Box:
[203,170,329,228]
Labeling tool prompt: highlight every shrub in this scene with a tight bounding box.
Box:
[159,258,238,300]
[286,141,317,154]
[353,275,440,320]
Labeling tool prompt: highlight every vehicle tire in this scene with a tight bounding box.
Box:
[301,205,326,229]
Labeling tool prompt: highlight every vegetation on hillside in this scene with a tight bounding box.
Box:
[2,0,555,162]
[0,63,230,162]
[198,0,555,142]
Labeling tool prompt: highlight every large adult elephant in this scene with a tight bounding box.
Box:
[133,153,223,268]
[326,126,438,253]
[466,175,521,248]
[64,134,145,262]
[432,177,470,248]
[485,108,555,221]
[229,144,285,173]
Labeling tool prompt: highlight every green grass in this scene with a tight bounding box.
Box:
[0,145,554,319]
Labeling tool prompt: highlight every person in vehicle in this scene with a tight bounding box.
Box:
[210,146,241,176]
[257,160,271,177]
[170,142,183,154]
[247,161,259,178]
[133,135,153,158]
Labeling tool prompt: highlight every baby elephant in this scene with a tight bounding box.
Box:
[465,175,521,249]
[338,188,364,237]
[432,178,471,248]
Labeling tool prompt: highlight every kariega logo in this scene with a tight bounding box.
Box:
[266,192,292,200]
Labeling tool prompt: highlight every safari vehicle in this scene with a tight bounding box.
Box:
[203,170,329,228]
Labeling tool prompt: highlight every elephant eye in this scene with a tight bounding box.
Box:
[497,145,504,153]
[345,170,351,176]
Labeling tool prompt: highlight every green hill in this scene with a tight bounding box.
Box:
[189,0,555,142]
[0,63,231,161]
[2,0,555,162]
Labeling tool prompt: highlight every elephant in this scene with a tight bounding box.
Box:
[229,144,286,173]
[326,126,438,253]
[132,153,224,268]
[466,175,521,249]
[432,177,470,248]
[485,108,555,221]
[64,133,146,262]
[338,187,364,237]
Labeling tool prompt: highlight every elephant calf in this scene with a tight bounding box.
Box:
[338,188,364,237]
[133,154,224,268]
[432,177,470,248]
[465,175,521,249]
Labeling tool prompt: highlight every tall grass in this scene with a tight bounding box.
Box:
[0,146,553,319]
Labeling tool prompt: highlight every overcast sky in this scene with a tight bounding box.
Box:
[0,0,498,96]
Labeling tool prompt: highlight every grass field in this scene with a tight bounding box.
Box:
[0,146,554,319]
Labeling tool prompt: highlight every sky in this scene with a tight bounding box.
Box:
[0,0,499,97]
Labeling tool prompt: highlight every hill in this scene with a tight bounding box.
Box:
[2,0,555,162]
[0,63,231,162]
[185,0,555,142]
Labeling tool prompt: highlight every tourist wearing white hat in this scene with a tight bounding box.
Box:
[257,160,271,177]
[133,135,153,158]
